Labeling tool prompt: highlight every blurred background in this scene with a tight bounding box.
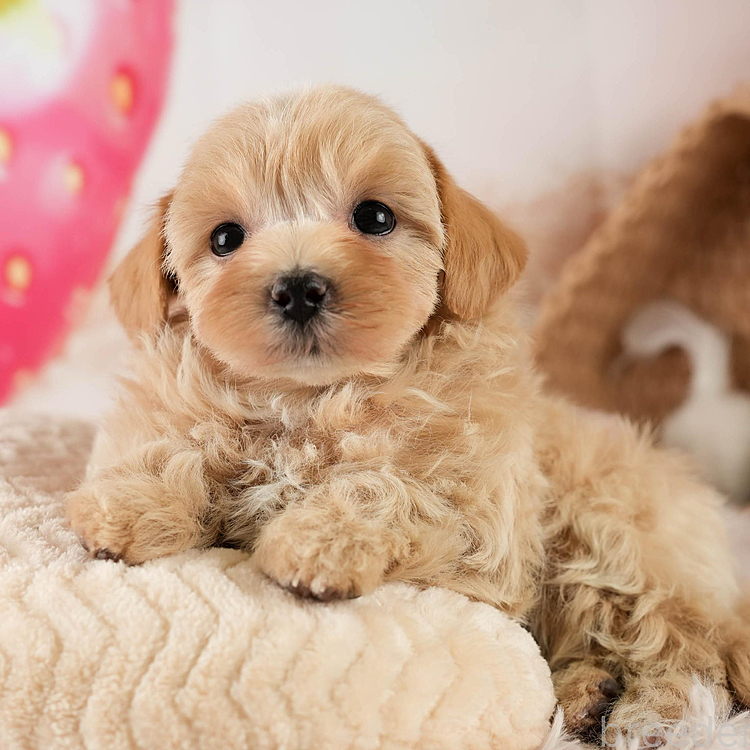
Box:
[4,0,750,415]
[2,0,749,413]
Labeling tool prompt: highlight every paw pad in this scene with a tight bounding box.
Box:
[587,677,622,721]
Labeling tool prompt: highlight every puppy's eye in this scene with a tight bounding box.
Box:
[352,201,396,236]
[210,223,245,256]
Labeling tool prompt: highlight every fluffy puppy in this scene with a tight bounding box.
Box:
[67,86,750,742]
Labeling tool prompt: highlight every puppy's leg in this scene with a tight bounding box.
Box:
[551,662,621,738]
[540,583,732,745]
[253,476,410,601]
[68,442,219,564]
[536,401,738,744]
[605,608,732,747]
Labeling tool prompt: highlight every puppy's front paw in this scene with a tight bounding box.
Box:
[254,507,397,601]
[66,479,203,565]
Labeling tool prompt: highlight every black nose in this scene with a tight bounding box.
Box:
[270,272,330,327]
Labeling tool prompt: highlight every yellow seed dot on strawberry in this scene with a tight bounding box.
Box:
[63,162,85,194]
[111,72,135,115]
[0,128,11,163]
[5,255,32,291]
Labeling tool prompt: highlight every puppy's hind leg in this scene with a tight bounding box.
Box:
[536,400,740,745]
[540,584,733,746]
[603,598,734,748]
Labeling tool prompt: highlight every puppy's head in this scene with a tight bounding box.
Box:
[111,86,526,385]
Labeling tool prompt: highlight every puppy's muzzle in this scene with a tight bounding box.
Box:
[270,271,330,328]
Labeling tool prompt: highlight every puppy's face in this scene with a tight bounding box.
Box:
[166,89,443,384]
[110,87,527,386]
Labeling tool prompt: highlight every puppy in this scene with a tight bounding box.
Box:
[67,86,750,742]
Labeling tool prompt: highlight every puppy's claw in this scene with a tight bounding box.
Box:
[93,548,122,562]
[285,580,312,599]
[599,678,621,702]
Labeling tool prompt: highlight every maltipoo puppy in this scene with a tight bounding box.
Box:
[67,86,750,742]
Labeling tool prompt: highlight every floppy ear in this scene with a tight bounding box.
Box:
[422,143,527,319]
[109,192,176,338]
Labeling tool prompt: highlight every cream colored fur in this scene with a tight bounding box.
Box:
[66,86,750,744]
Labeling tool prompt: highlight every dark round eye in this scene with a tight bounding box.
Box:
[210,223,245,256]
[352,201,396,236]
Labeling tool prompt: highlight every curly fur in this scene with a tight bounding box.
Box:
[67,85,750,743]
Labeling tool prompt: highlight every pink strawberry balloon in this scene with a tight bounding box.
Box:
[0,0,173,403]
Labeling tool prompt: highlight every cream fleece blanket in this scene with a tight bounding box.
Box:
[0,412,557,750]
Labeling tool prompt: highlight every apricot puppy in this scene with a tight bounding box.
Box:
[68,86,750,742]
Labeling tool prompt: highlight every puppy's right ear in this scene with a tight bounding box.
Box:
[109,192,176,339]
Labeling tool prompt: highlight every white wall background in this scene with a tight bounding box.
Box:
[115,0,750,259]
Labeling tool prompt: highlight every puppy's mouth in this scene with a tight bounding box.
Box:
[267,319,330,360]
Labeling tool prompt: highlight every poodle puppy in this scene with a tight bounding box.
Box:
[67,86,750,743]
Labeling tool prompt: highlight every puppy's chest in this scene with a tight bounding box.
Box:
[222,394,479,499]
[227,406,395,488]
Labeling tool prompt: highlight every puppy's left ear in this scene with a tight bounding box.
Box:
[422,143,527,319]
[109,192,176,339]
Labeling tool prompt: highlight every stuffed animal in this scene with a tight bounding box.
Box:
[536,88,750,442]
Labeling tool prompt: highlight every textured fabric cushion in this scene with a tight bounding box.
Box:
[0,413,556,750]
